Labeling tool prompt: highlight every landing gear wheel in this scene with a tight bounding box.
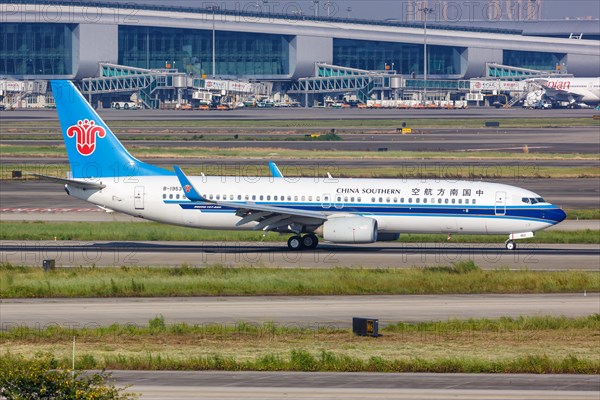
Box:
[287,235,303,250]
[505,240,517,251]
[302,234,319,249]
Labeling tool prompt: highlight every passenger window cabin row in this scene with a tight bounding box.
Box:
[162,192,478,205]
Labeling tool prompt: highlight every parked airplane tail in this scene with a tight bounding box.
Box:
[51,80,171,179]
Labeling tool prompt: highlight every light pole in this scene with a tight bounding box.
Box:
[418,7,434,105]
[207,5,220,78]
[529,0,539,20]
[312,0,319,17]
[324,1,333,17]
[346,6,351,18]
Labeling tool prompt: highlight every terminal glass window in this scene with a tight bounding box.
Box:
[503,50,565,71]
[119,26,291,76]
[0,23,73,75]
[333,38,463,75]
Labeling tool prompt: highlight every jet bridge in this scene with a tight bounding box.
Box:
[288,63,391,104]
[80,63,198,109]
[288,63,471,106]
[80,63,268,109]
[485,63,572,80]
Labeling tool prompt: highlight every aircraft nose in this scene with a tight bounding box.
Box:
[548,207,567,224]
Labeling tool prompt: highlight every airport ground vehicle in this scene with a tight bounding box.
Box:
[111,101,139,110]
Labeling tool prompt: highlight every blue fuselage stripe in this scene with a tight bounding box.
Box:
[166,201,563,224]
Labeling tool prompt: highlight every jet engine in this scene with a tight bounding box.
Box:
[317,217,378,244]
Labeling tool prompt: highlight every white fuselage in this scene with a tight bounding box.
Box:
[68,175,560,236]
[541,77,600,104]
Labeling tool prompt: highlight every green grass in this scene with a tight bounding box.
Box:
[2,316,599,374]
[2,117,599,131]
[2,351,596,374]
[567,209,600,220]
[1,264,598,298]
[0,221,597,243]
[4,315,597,340]
[384,314,600,332]
[0,221,282,241]
[100,352,599,373]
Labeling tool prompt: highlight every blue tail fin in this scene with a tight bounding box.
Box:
[51,80,172,179]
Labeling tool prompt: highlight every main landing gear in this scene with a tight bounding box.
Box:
[287,234,319,250]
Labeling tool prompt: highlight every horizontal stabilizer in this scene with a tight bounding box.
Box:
[31,173,106,190]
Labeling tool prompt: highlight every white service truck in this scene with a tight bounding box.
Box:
[111,101,139,110]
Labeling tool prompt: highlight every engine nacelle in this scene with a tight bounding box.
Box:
[377,233,400,242]
[318,217,378,244]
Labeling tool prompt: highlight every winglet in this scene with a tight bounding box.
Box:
[173,166,207,202]
[269,161,284,178]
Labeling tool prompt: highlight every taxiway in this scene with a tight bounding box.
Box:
[2,293,598,328]
[113,371,600,400]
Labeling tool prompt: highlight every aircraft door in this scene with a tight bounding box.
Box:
[494,191,506,215]
[134,186,145,210]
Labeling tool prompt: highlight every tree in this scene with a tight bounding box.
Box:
[0,353,138,399]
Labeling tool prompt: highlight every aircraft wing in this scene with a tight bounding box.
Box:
[31,173,106,190]
[529,79,584,102]
[174,166,327,231]
[541,86,583,102]
[528,78,548,86]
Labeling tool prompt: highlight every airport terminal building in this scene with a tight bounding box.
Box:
[1,1,599,107]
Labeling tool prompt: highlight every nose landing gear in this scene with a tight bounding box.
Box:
[505,232,534,250]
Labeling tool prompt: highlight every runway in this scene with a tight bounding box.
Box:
[2,294,598,328]
[110,371,600,400]
[1,240,599,270]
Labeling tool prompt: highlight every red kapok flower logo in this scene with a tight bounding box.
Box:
[184,185,192,193]
[66,119,106,156]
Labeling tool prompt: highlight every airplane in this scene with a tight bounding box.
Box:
[44,80,566,251]
[526,77,600,107]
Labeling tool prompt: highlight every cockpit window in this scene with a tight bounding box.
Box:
[523,197,546,204]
